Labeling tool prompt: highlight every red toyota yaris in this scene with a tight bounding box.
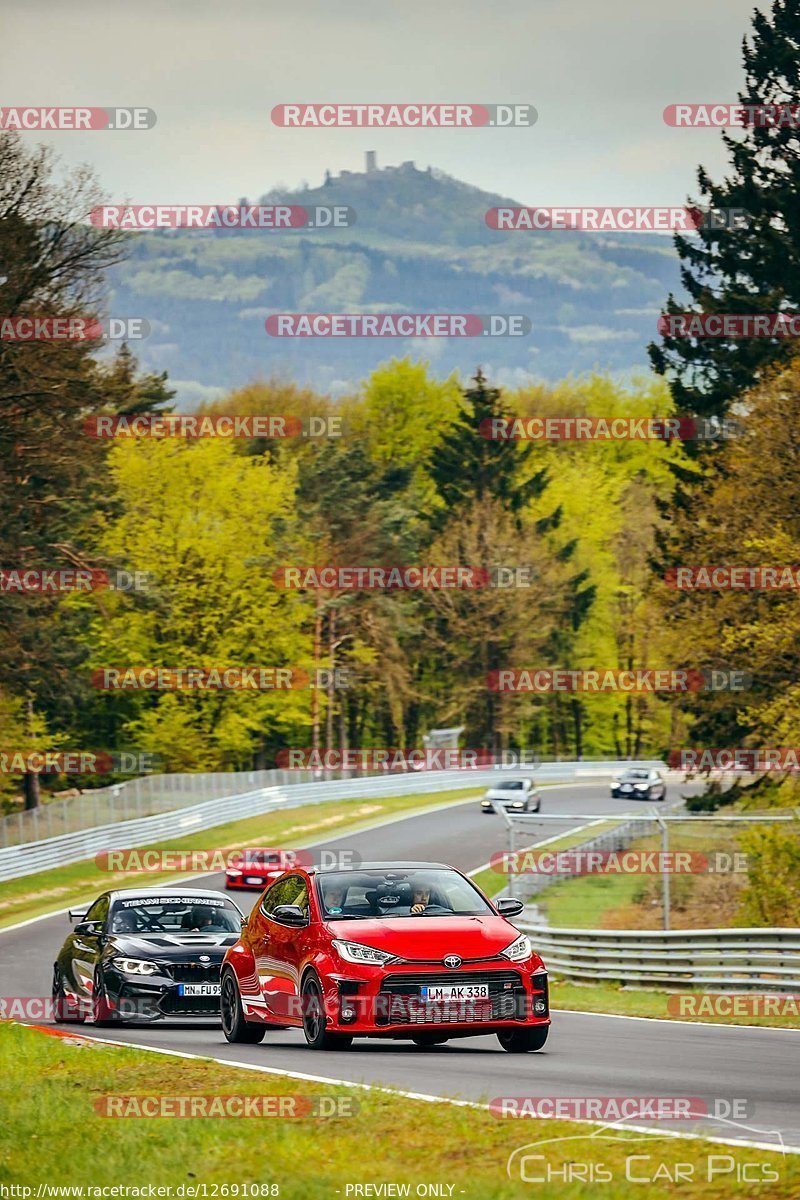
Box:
[220,860,550,1052]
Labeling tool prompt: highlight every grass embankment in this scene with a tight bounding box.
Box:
[0,787,484,929]
[549,979,800,1029]
[540,822,750,930]
[0,1023,795,1197]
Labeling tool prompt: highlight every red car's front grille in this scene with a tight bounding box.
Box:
[376,969,528,1026]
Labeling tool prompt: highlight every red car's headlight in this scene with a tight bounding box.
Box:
[500,934,533,963]
[332,939,397,966]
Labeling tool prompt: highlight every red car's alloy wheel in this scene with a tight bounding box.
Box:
[300,975,352,1051]
[221,971,266,1044]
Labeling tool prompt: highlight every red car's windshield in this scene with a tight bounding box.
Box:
[316,869,493,919]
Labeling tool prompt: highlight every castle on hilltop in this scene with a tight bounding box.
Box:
[324,152,432,183]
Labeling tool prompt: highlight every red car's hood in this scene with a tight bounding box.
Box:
[324,914,522,960]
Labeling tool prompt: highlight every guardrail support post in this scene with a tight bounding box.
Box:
[654,810,670,931]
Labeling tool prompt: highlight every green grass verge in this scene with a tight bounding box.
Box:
[549,979,800,1029]
[0,787,484,930]
[469,817,624,898]
[0,1023,795,1197]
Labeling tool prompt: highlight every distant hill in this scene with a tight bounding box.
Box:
[106,157,684,406]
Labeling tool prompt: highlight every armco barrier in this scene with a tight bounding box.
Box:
[517,923,800,991]
[0,759,660,882]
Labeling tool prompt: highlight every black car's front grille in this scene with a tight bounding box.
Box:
[160,994,220,1016]
[169,964,222,984]
[377,970,527,1026]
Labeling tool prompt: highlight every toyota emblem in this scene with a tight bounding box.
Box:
[443,954,462,969]
[199,955,210,963]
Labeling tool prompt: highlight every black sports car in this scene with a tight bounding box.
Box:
[52,888,245,1025]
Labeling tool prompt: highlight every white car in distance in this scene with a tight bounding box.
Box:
[481,778,541,814]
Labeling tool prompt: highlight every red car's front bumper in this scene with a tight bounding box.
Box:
[314,956,550,1038]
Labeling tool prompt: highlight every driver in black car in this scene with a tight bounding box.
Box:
[113,908,139,933]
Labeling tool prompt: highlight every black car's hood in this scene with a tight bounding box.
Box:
[105,932,238,961]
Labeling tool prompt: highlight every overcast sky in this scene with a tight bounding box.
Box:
[2,0,760,205]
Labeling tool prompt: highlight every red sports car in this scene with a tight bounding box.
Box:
[225,848,288,891]
[221,860,550,1052]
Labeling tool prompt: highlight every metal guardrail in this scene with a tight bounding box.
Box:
[0,756,667,849]
[0,759,644,882]
[518,923,800,991]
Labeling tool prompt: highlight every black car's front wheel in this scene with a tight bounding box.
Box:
[498,1026,549,1053]
[52,967,85,1024]
[301,975,352,1050]
[92,972,118,1026]
[221,971,266,1043]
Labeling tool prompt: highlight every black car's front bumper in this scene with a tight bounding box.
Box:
[102,961,222,1021]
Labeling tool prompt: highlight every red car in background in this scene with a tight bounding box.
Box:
[225,848,289,891]
[220,861,550,1052]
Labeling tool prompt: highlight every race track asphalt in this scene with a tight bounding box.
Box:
[2,780,797,1152]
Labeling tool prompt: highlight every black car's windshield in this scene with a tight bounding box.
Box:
[109,895,241,935]
[621,770,650,780]
[316,869,493,919]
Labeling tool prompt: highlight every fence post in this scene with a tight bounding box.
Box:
[655,811,670,931]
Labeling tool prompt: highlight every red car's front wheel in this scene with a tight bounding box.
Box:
[498,1026,549,1053]
[300,975,352,1051]
[221,971,266,1043]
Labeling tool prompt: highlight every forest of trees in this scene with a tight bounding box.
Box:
[2,0,800,809]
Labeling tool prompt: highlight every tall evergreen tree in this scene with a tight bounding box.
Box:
[650,0,800,428]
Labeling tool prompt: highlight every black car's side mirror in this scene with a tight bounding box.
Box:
[74,920,104,936]
[495,897,524,917]
[273,904,308,926]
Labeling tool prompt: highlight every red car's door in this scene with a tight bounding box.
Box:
[251,873,310,1024]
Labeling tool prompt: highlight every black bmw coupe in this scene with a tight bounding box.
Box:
[52,888,245,1024]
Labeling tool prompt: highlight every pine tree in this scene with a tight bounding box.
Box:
[426,367,549,522]
[649,0,800,427]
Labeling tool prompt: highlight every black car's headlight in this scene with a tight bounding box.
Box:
[112,957,159,976]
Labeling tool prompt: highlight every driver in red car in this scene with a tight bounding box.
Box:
[410,885,431,914]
